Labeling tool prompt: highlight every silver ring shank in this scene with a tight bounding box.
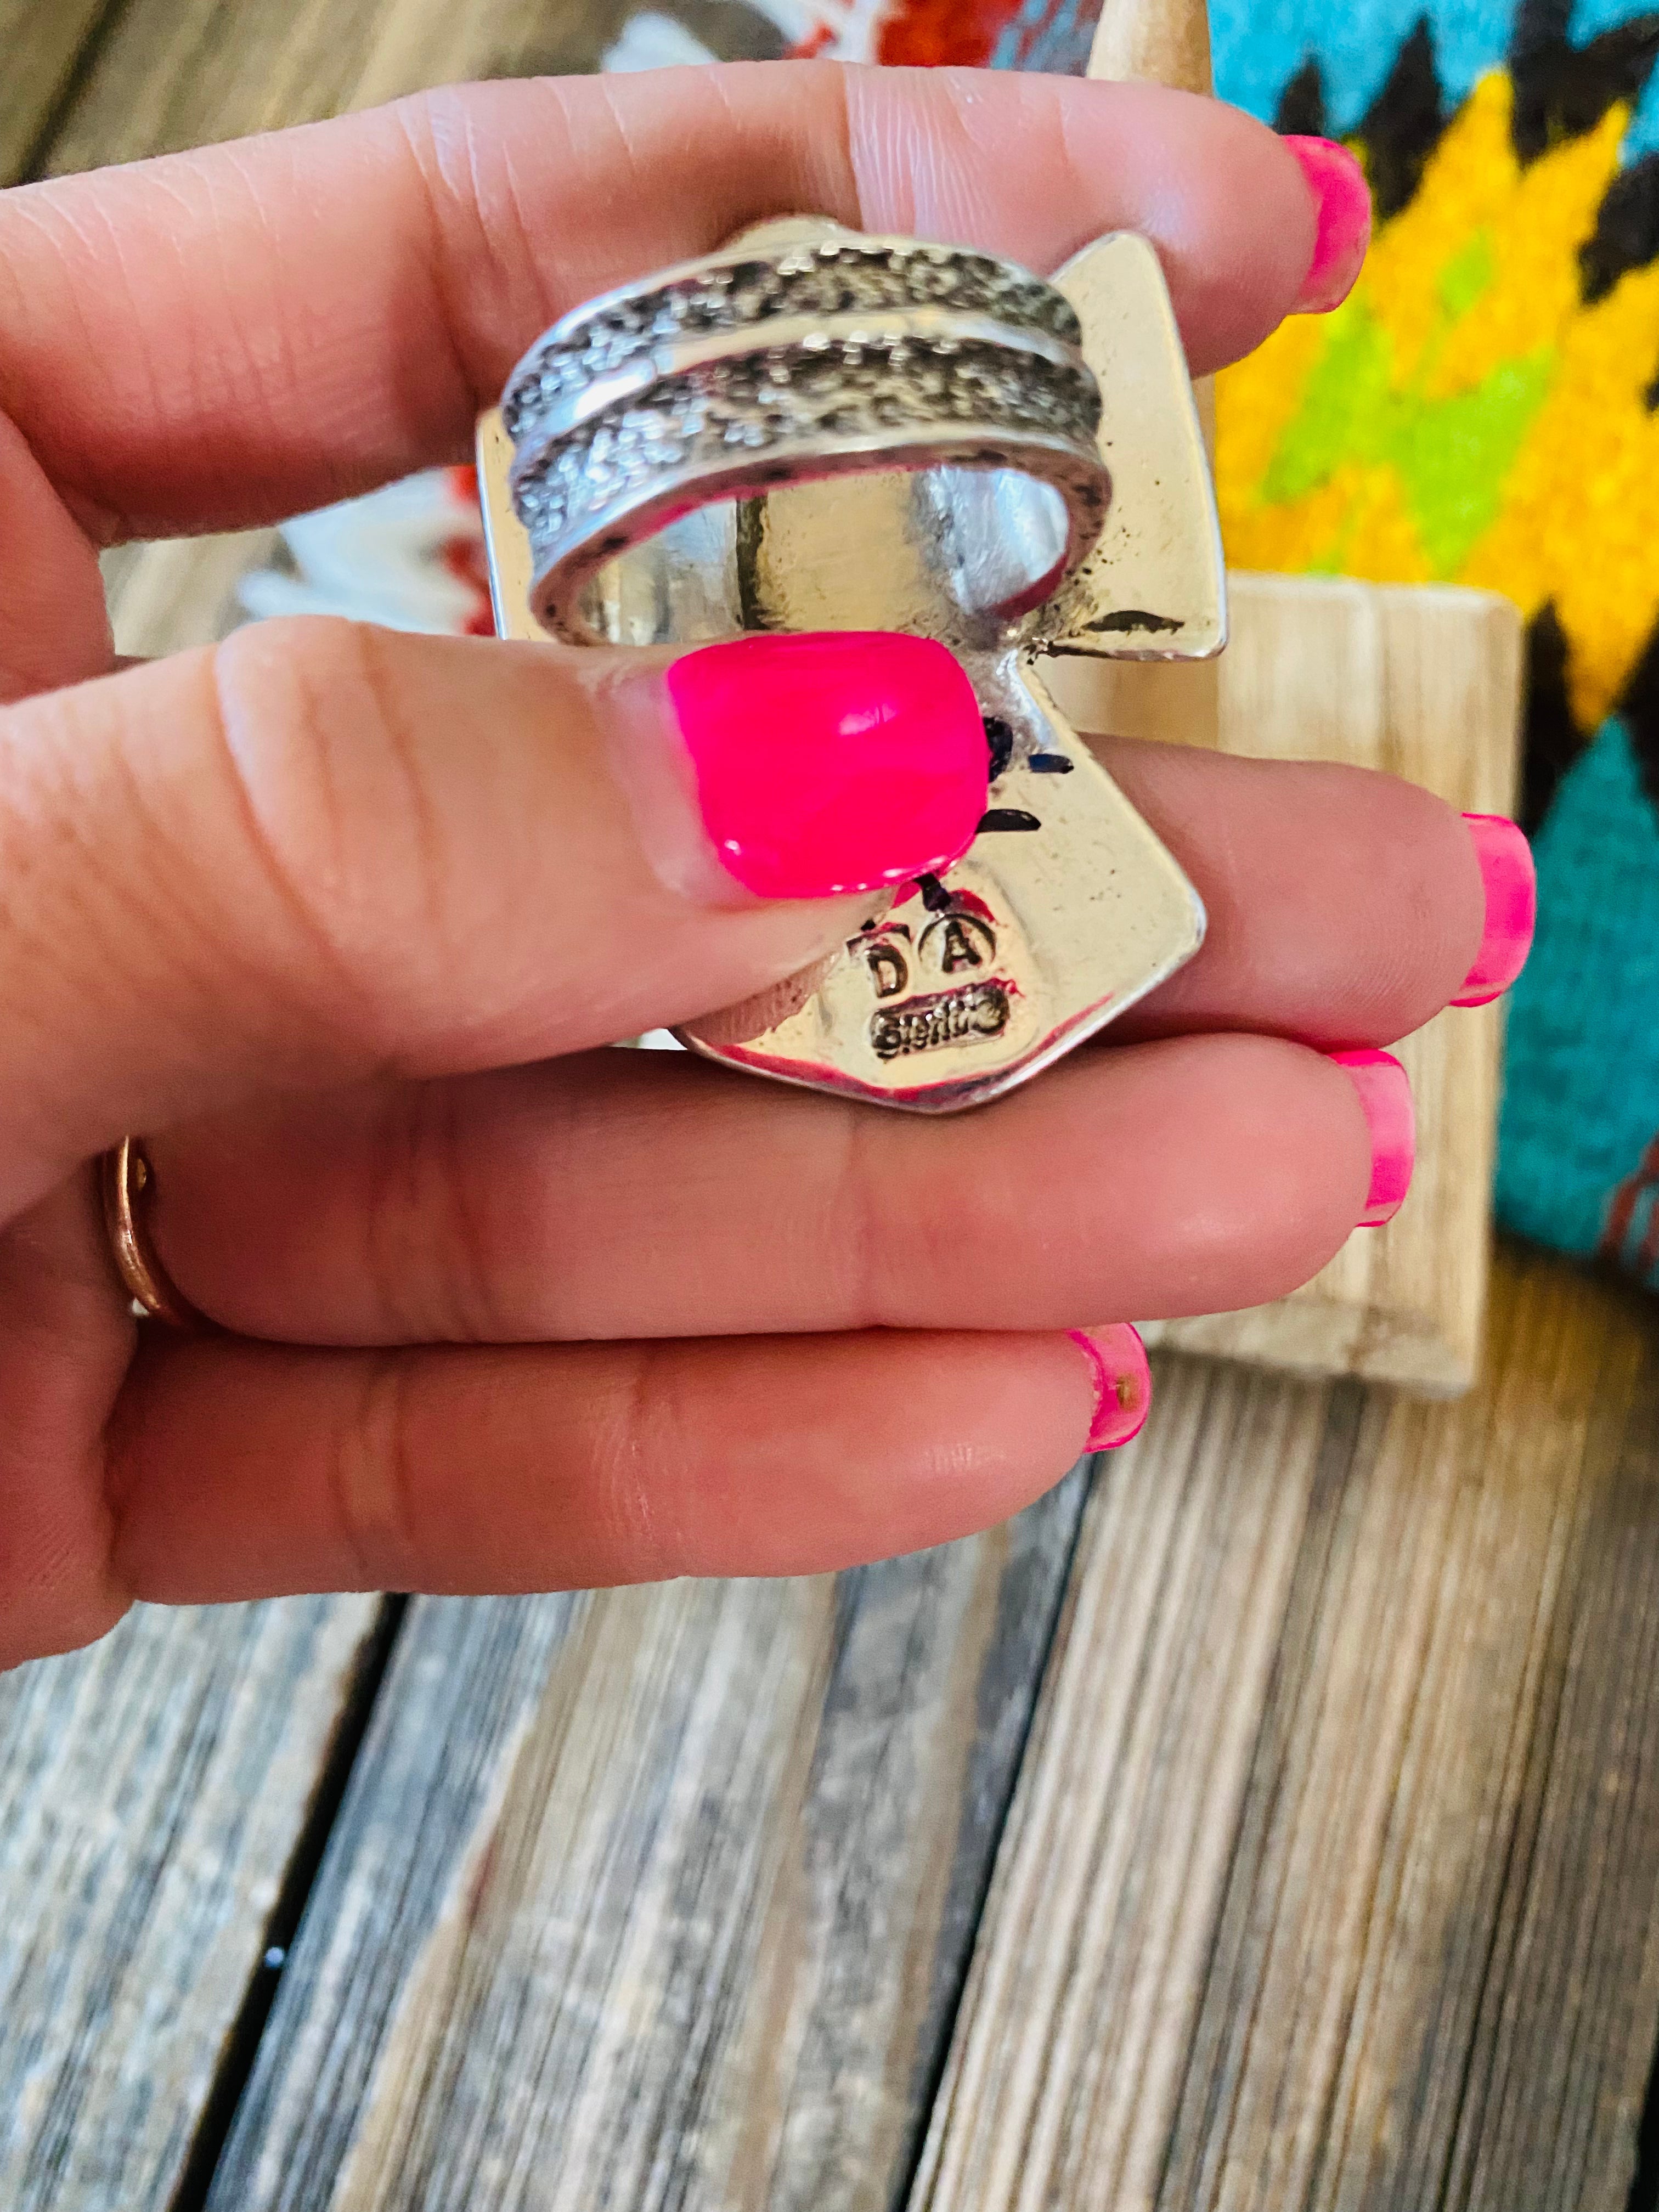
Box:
[499,234,1111,647]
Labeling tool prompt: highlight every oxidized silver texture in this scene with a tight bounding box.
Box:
[500,235,1112,644]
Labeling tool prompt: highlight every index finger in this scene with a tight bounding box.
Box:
[0,64,1319,541]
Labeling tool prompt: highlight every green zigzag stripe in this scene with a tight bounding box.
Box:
[1260,258,1557,577]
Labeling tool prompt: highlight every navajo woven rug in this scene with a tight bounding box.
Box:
[1206,0,1659,1286]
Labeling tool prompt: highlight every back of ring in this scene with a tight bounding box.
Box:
[500,228,1112,648]
[482,218,1218,1113]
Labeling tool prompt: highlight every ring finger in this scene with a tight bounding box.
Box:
[144,1028,1395,1346]
[137,732,1505,1346]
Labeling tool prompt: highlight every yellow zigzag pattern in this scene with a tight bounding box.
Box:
[1217,72,1659,734]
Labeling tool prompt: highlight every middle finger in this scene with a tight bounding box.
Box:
[145,1031,1384,1345]
[140,735,1491,1344]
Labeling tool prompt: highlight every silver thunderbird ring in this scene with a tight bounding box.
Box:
[499,232,1111,647]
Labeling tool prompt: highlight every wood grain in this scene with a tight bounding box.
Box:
[912,1244,1659,2212]
[1052,572,1524,1394]
[32,25,1650,2212]
[200,1485,1087,2212]
[0,1596,383,2212]
[0,0,117,183]
[38,0,768,176]
[1088,0,1212,117]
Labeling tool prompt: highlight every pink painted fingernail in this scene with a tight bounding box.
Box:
[664,632,988,900]
[1453,812,1537,1007]
[1069,1324,1152,1451]
[1329,1048,1414,1227]
[1283,136,1372,314]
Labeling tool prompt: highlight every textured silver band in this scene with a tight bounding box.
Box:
[500,234,1111,646]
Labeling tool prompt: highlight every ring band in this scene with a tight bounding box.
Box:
[500,230,1111,645]
[101,1138,200,1330]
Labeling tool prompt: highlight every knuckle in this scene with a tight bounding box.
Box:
[361,1081,508,1344]
[208,617,450,1052]
[588,1343,676,1580]
[328,1351,427,1590]
[1362,777,1482,1019]
[834,1107,892,1330]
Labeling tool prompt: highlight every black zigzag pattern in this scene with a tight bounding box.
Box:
[1510,0,1659,162]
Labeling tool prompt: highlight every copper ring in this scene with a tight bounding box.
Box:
[100,1138,201,1330]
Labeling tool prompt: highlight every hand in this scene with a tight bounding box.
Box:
[0,63,1517,1669]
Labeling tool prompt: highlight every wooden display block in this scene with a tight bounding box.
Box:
[1046,572,1523,1396]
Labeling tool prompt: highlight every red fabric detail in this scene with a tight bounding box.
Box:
[876,0,1026,66]
[1601,1135,1659,1271]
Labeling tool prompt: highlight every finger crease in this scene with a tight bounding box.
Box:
[331,1350,425,1590]
[605,1344,675,1583]
[390,98,496,420]
[204,642,376,1040]
[837,1105,888,1332]
[433,1080,504,1344]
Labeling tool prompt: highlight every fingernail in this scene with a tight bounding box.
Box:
[1329,1048,1414,1227]
[1283,136,1372,314]
[664,632,988,900]
[1069,1324,1152,1451]
[1453,812,1537,1007]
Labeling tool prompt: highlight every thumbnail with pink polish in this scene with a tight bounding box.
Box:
[1330,1049,1415,1228]
[664,632,989,901]
[1453,812,1537,1007]
[1283,136,1373,314]
[1069,1325,1152,1451]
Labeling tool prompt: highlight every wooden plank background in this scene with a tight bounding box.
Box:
[198,1492,1086,2211]
[916,1250,1659,2212]
[8,2,1659,2209]
[0,1595,386,2212]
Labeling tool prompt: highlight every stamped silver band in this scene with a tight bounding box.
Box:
[500,233,1112,646]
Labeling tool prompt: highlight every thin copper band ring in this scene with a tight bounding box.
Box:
[100,1138,202,1331]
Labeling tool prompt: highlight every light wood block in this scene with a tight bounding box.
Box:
[1090,0,1212,97]
[1048,572,1524,1395]
[911,1247,1659,2212]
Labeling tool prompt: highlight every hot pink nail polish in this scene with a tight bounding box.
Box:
[664,632,988,900]
[1329,1048,1414,1228]
[1453,812,1537,1007]
[1069,1324,1152,1450]
[1283,136,1373,314]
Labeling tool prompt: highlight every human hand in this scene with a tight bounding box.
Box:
[0,63,1530,1668]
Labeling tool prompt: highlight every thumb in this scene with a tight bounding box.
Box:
[0,619,987,1221]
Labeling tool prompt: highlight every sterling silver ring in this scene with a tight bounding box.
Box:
[499,229,1111,647]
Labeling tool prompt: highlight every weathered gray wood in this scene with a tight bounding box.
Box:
[37,0,771,178]
[912,1246,1659,2212]
[33,9,1659,2212]
[0,0,117,183]
[0,1595,383,2212]
[201,1482,1086,2212]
